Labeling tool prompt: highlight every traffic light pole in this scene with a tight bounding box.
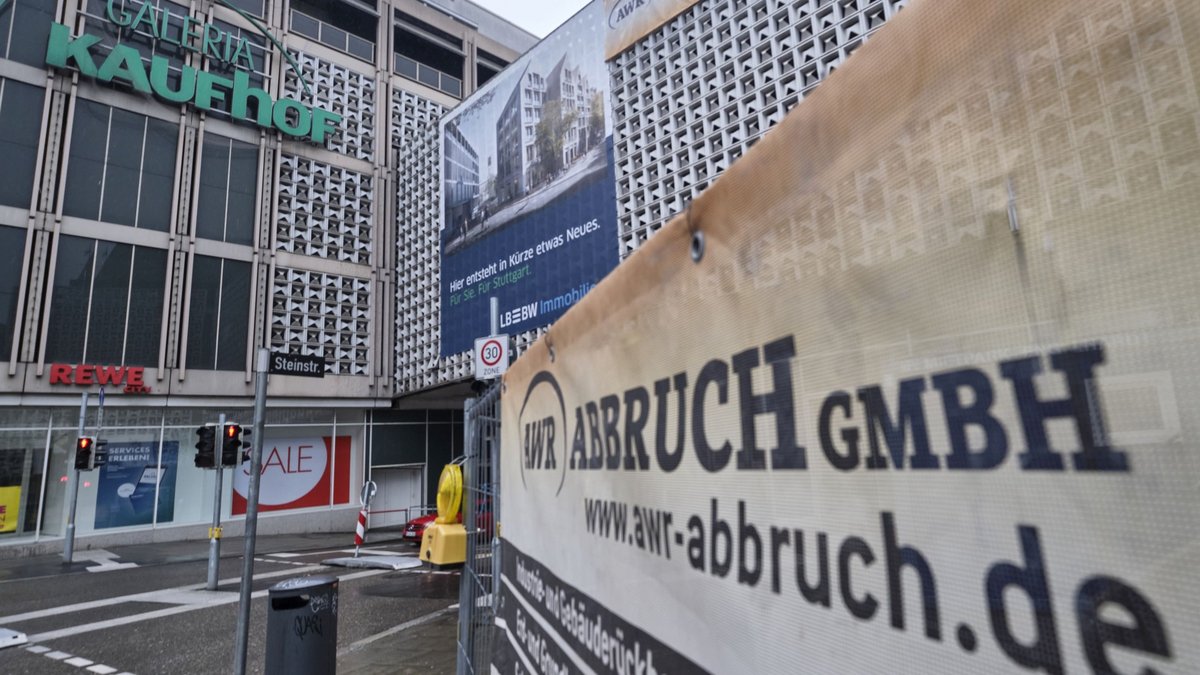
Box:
[63,392,88,564]
[233,348,269,675]
[205,413,226,591]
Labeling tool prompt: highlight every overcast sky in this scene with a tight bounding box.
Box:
[470,0,595,38]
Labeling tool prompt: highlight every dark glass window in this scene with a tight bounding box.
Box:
[0,79,44,208]
[81,0,189,88]
[45,235,167,366]
[0,0,56,68]
[196,134,258,245]
[0,226,27,359]
[220,0,264,19]
[292,0,377,53]
[64,100,179,230]
[205,18,271,114]
[477,63,499,87]
[186,255,249,371]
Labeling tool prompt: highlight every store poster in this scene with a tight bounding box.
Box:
[0,448,24,533]
[94,441,178,529]
[232,436,351,514]
[0,486,20,533]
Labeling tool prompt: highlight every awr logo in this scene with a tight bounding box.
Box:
[517,371,568,496]
[608,0,650,29]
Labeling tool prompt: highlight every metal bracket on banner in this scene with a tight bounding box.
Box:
[686,201,704,263]
[208,526,222,539]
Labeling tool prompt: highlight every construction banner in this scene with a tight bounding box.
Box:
[497,0,1200,672]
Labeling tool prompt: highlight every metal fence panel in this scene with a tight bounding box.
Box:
[456,383,500,675]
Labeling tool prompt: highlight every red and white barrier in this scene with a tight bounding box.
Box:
[353,508,368,555]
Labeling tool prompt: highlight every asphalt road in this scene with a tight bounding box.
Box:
[0,541,458,674]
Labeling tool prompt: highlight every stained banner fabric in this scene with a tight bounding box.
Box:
[604,0,702,59]
[498,0,1200,672]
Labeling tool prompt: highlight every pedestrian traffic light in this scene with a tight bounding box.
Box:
[93,439,109,469]
[221,423,251,466]
[74,436,96,471]
[195,425,216,469]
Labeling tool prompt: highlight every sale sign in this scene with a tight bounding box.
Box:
[232,436,351,514]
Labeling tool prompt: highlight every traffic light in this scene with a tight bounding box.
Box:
[93,439,109,469]
[74,436,96,471]
[195,425,216,469]
[221,423,251,466]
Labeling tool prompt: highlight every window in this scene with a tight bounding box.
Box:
[81,0,190,88]
[186,255,250,371]
[220,0,264,19]
[291,0,376,62]
[64,100,178,231]
[0,79,44,209]
[394,16,464,97]
[0,226,27,359]
[206,18,271,99]
[476,48,507,89]
[0,0,56,68]
[45,235,167,366]
[197,134,258,245]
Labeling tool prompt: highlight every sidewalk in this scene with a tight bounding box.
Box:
[339,607,460,674]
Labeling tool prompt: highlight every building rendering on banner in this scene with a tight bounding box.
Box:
[0,0,534,548]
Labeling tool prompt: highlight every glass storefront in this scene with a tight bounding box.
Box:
[0,406,368,543]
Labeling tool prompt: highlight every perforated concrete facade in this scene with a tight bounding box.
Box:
[610,0,909,257]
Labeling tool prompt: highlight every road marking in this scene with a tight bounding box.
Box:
[338,606,455,656]
[24,645,127,674]
[337,548,414,556]
[0,565,325,624]
[74,550,138,573]
[255,557,310,566]
[23,568,390,642]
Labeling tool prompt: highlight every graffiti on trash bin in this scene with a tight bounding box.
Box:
[309,591,332,614]
[294,614,324,639]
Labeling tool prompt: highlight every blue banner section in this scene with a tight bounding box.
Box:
[440,141,618,356]
[94,441,178,529]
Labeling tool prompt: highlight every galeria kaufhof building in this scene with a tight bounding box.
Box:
[0,0,916,549]
[0,0,533,548]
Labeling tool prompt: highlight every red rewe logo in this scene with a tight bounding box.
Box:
[48,363,152,394]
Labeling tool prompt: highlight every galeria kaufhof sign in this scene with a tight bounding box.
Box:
[45,0,341,143]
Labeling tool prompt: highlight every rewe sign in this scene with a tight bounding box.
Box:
[48,362,152,394]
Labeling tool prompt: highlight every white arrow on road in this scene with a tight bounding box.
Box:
[74,550,139,573]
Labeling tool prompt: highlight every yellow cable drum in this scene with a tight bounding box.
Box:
[435,463,463,524]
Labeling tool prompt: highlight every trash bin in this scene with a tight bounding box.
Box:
[264,575,339,675]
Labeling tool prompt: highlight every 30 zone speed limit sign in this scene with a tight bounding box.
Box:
[474,335,509,380]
